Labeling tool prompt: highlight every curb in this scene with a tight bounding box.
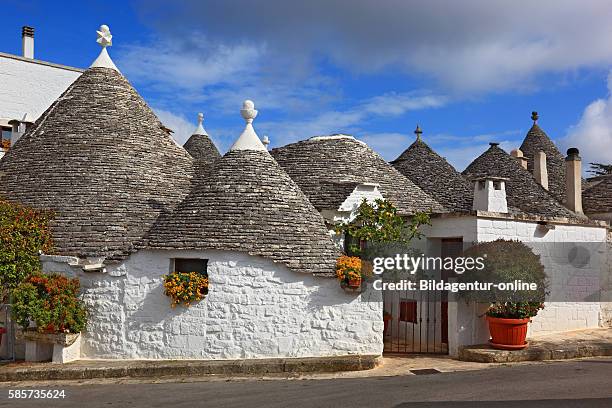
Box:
[458,343,612,363]
[0,354,381,382]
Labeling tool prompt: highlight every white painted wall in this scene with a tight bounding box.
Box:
[0,55,81,122]
[473,180,508,213]
[476,218,607,337]
[417,215,607,354]
[42,250,383,360]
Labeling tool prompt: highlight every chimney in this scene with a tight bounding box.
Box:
[533,151,548,190]
[22,26,34,59]
[472,176,508,213]
[511,148,528,169]
[565,148,583,214]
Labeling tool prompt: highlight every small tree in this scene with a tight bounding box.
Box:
[12,273,87,333]
[334,198,430,255]
[459,239,548,318]
[0,199,54,302]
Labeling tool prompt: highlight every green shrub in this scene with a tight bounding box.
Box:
[334,198,430,255]
[459,239,548,318]
[0,199,53,300]
[12,273,87,333]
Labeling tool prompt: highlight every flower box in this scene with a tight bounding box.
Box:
[23,329,81,364]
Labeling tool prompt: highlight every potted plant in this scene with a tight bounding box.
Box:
[485,302,544,350]
[163,271,209,307]
[461,239,547,350]
[12,272,87,362]
[336,255,363,289]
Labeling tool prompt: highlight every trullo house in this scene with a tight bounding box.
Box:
[0,26,382,360]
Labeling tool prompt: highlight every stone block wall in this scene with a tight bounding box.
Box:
[44,250,382,360]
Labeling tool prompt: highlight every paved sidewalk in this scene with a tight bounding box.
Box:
[1,328,609,384]
[459,327,612,363]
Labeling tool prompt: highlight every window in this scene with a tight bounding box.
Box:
[172,258,208,276]
[1,126,11,140]
[344,233,362,256]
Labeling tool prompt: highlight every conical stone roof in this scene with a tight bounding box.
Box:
[583,175,612,215]
[463,144,580,220]
[0,66,194,263]
[148,101,338,275]
[519,115,566,202]
[183,113,221,164]
[271,135,445,215]
[183,135,220,164]
[391,135,473,212]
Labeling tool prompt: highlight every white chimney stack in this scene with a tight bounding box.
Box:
[472,176,509,213]
[533,151,548,190]
[565,148,583,214]
[22,26,34,59]
[510,148,528,169]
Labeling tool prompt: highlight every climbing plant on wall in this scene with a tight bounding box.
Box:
[0,199,54,302]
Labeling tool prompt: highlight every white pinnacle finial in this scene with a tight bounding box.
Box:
[230,100,267,152]
[240,100,258,124]
[96,25,112,48]
[90,24,119,71]
[193,112,208,136]
[262,135,270,148]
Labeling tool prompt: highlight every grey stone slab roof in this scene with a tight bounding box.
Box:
[519,123,566,202]
[147,150,339,276]
[270,136,445,215]
[462,144,582,220]
[183,134,221,165]
[583,175,612,214]
[0,67,194,263]
[391,139,473,212]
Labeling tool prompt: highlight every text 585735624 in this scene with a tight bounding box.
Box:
[8,389,66,399]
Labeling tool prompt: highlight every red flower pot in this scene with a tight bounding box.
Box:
[347,278,361,288]
[487,316,530,350]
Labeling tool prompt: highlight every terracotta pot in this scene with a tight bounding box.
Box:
[347,278,361,288]
[487,316,530,350]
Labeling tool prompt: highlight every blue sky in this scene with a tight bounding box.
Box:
[3,0,612,171]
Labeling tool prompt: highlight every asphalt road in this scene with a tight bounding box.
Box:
[1,359,611,408]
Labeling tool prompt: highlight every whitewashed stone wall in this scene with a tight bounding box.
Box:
[0,55,81,122]
[476,218,607,337]
[43,250,383,360]
[601,230,612,327]
[417,215,607,354]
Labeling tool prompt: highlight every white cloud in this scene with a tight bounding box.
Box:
[136,0,612,93]
[562,71,612,168]
[118,36,263,91]
[256,92,448,148]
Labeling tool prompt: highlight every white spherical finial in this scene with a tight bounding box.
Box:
[197,112,204,124]
[262,135,270,147]
[96,24,113,48]
[240,99,258,123]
